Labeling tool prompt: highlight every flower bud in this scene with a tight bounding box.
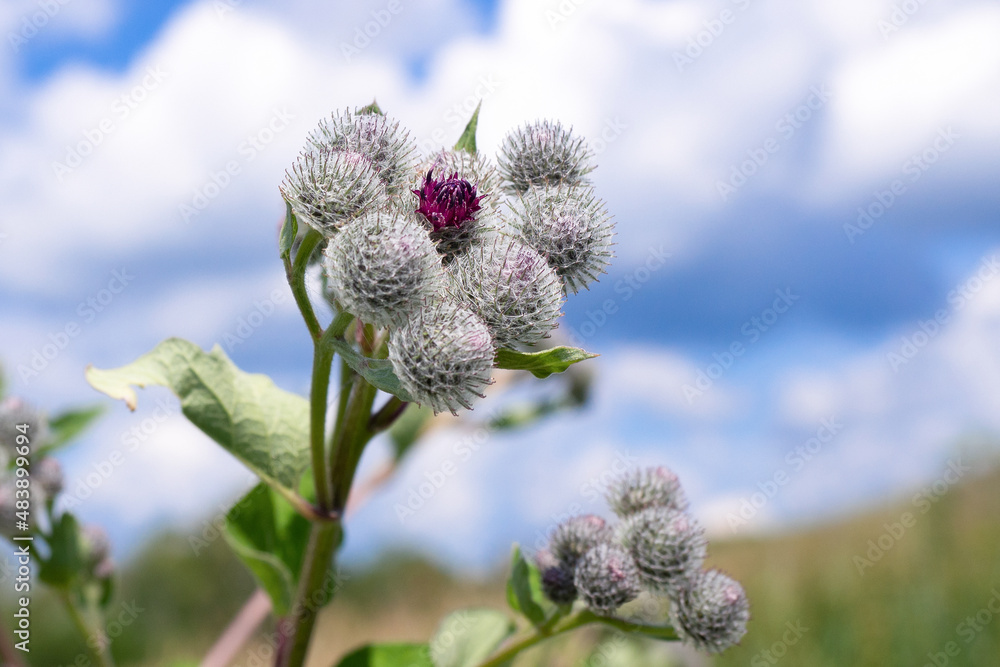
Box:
[280,147,387,235]
[536,549,577,605]
[670,569,749,653]
[574,543,641,616]
[606,466,687,518]
[324,208,446,329]
[387,300,495,415]
[308,108,416,195]
[448,236,564,347]
[511,186,614,294]
[498,120,594,194]
[549,514,612,571]
[37,457,63,499]
[82,525,111,566]
[618,507,706,593]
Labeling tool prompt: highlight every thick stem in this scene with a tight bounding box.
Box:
[329,375,379,511]
[60,591,115,667]
[275,522,342,667]
[285,228,324,342]
[308,313,354,513]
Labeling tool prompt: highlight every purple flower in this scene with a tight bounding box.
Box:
[413,170,484,231]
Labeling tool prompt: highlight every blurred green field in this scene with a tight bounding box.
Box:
[10,460,999,666]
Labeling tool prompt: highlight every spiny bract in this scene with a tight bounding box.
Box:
[511,185,614,294]
[498,120,595,194]
[549,514,613,571]
[448,235,564,347]
[574,543,642,616]
[324,209,445,329]
[280,148,386,235]
[308,108,416,195]
[618,506,706,593]
[670,569,750,654]
[605,466,688,518]
[387,300,495,415]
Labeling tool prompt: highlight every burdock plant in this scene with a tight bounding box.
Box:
[85,100,744,667]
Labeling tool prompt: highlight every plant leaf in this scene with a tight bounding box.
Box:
[280,200,298,261]
[223,483,314,616]
[38,512,84,588]
[429,609,515,667]
[85,338,310,502]
[506,545,548,626]
[37,404,105,457]
[335,643,433,667]
[494,346,597,379]
[326,338,414,402]
[358,99,384,116]
[453,101,481,155]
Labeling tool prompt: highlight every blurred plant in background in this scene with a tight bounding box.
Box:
[0,364,113,666]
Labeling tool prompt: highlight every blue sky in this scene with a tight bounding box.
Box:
[1,0,999,572]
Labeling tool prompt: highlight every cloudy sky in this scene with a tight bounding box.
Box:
[1,0,999,571]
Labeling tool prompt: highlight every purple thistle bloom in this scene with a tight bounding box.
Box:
[413,170,484,231]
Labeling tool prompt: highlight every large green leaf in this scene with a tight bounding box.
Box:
[38,404,104,457]
[335,643,433,667]
[494,346,597,379]
[505,545,548,627]
[327,337,414,402]
[453,101,481,155]
[85,338,310,501]
[429,609,515,667]
[223,483,313,616]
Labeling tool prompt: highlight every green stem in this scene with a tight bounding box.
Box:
[476,610,679,667]
[368,396,407,434]
[285,228,324,342]
[476,611,594,667]
[308,312,354,513]
[329,374,379,511]
[279,321,372,667]
[276,522,341,667]
[59,591,114,667]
